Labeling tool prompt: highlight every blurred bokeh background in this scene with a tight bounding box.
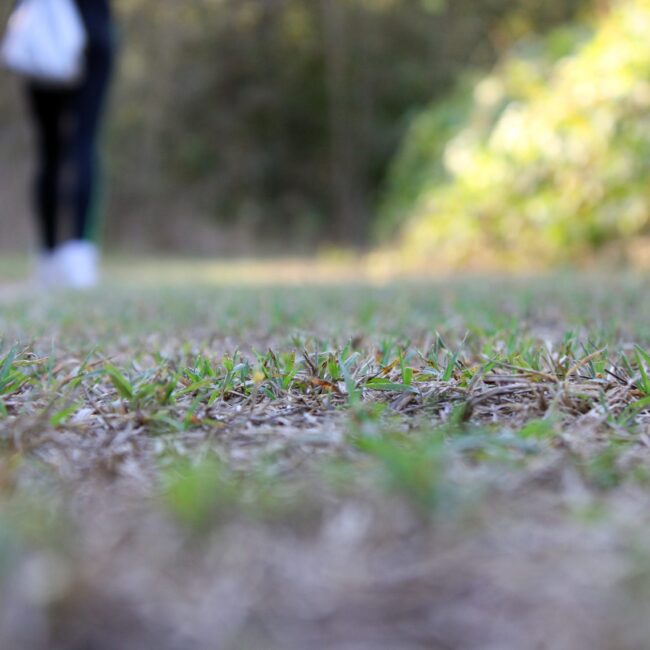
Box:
[1,0,649,268]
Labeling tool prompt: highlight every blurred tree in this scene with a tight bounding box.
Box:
[0,0,590,251]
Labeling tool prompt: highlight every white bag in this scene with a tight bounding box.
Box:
[1,0,87,85]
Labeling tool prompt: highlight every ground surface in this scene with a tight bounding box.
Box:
[0,264,649,650]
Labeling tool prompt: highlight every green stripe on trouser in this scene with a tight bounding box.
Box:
[84,26,118,246]
[83,159,106,245]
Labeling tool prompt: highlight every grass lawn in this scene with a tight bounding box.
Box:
[0,263,649,649]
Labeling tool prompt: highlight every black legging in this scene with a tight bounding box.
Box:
[26,0,115,251]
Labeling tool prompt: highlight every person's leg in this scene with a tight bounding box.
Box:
[54,18,114,289]
[70,22,114,242]
[25,86,72,251]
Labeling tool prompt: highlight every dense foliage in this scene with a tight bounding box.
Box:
[384,0,650,267]
[104,0,587,248]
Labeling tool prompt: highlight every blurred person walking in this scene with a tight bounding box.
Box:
[2,0,115,288]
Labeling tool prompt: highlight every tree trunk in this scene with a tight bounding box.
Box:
[321,0,368,245]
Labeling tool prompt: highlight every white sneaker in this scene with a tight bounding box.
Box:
[55,240,100,289]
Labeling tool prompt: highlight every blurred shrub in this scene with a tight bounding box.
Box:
[383,0,650,268]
